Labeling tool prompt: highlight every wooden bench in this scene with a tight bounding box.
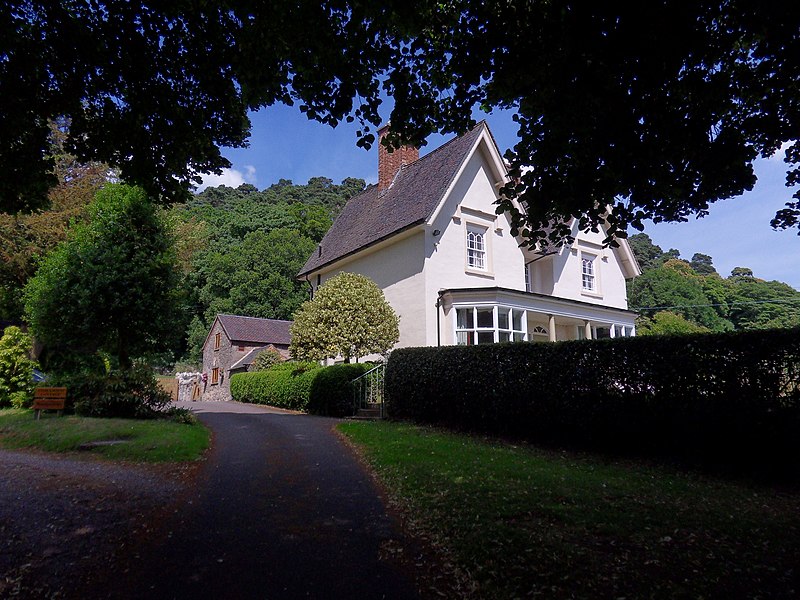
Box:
[33,387,67,420]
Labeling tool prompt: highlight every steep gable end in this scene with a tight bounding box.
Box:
[298,123,487,278]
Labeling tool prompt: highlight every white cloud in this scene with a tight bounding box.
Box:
[194,165,257,192]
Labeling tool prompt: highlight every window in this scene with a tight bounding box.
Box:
[581,254,596,291]
[211,367,219,384]
[456,305,526,345]
[524,263,531,292]
[466,225,487,270]
[214,332,221,350]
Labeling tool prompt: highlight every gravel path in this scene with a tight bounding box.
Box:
[0,449,192,599]
[2,402,422,599]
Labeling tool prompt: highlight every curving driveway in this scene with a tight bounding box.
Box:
[92,401,420,599]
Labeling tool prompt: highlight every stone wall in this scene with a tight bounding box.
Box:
[201,320,257,401]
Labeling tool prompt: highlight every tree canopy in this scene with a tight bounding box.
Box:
[627,239,800,333]
[24,184,182,369]
[3,2,798,244]
[290,273,399,363]
[172,178,363,362]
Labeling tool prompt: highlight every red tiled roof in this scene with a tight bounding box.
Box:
[217,314,292,345]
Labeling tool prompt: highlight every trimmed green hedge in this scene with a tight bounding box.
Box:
[230,362,321,411]
[308,363,372,417]
[231,362,372,416]
[386,328,800,474]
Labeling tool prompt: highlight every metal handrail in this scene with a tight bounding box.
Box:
[351,363,386,418]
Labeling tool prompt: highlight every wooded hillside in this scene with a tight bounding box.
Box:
[627,233,800,334]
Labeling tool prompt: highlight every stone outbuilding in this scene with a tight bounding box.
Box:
[201,314,292,401]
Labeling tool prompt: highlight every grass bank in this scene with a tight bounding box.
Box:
[0,409,209,462]
[339,421,799,599]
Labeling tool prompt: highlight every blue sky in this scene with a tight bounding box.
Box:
[200,105,799,290]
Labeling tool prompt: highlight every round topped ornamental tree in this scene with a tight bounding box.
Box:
[290,273,399,363]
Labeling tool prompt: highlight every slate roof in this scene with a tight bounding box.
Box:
[217,314,292,346]
[298,122,489,278]
[230,345,291,372]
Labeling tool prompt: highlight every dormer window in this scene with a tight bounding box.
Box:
[466,224,487,270]
[581,254,596,291]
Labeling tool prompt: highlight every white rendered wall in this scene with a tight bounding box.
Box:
[316,230,427,349]
[423,146,527,346]
[549,223,631,310]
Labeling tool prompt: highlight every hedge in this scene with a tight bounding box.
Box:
[308,363,372,417]
[385,328,800,475]
[231,362,372,416]
[230,362,322,411]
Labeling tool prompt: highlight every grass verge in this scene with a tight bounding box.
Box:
[0,408,209,462]
[339,421,799,599]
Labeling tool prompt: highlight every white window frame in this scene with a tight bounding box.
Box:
[465,223,488,272]
[581,252,597,292]
[455,305,527,345]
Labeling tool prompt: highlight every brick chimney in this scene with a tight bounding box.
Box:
[377,123,419,192]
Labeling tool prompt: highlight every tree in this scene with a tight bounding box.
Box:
[250,347,285,372]
[0,326,39,408]
[637,311,710,336]
[3,3,798,243]
[628,260,733,331]
[199,229,316,321]
[689,253,718,276]
[290,273,399,363]
[24,184,182,369]
[0,121,109,321]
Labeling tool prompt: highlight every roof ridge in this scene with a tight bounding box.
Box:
[399,121,487,172]
[218,313,293,323]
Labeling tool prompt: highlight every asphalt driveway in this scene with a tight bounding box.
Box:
[91,401,419,599]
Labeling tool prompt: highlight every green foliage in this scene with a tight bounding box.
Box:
[308,363,372,417]
[385,329,800,475]
[250,347,285,372]
[168,178,364,361]
[0,121,108,322]
[689,252,717,276]
[637,311,710,336]
[231,361,371,416]
[198,228,315,321]
[629,237,800,332]
[627,233,680,272]
[5,4,797,243]
[54,362,173,419]
[628,260,734,331]
[230,362,322,411]
[24,184,183,369]
[290,273,400,362]
[0,326,39,408]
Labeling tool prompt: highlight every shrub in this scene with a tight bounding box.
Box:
[0,326,39,408]
[250,347,285,372]
[386,328,800,475]
[230,361,322,410]
[308,363,372,417]
[56,362,172,419]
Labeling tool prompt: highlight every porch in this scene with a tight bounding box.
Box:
[439,287,637,345]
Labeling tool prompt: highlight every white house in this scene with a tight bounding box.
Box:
[297,122,641,349]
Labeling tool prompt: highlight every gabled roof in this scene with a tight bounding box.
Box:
[230,344,291,372]
[298,122,487,278]
[216,314,292,346]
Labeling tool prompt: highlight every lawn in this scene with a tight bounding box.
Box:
[0,408,209,462]
[339,421,799,599]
